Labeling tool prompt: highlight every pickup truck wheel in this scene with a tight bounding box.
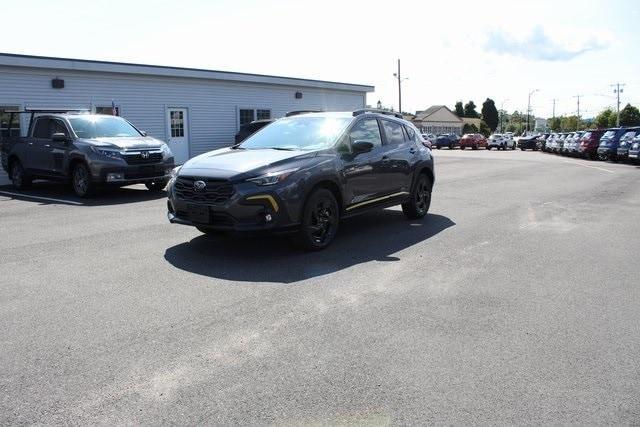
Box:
[402,174,432,220]
[294,188,339,250]
[72,163,93,197]
[472,145,478,150]
[448,144,453,150]
[11,160,32,190]
[460,145,465,150]
[145,179,169,191]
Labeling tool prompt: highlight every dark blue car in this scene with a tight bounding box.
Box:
[597,128,627,161]
[433,133,460,149]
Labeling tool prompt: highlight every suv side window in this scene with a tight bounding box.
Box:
[33,118,51,138]
[404,125,417,143]
[381,120,406,145]
[349,118,382,148]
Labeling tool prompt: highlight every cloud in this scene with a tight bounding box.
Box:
[484,25,609,61]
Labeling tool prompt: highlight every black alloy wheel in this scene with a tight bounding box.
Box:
[11,160,31,190]
[146,179,169,191]
[402,174,432,220]
[295,188,339,250]
[72,163,93,197]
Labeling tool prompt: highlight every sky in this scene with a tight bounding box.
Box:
[3,0,639,118]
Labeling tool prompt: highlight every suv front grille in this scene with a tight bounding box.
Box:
[123,152,163,165]
[174,177,234,204]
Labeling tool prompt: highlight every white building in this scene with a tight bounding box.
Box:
[0,53,373,164]
[411,106,463,136]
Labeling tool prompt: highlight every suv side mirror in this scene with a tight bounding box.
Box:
[140,131,147,136]
[51,133,69,143]
[352,140,374,154]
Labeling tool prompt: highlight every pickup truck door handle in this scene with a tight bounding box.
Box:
[44,144,51,148]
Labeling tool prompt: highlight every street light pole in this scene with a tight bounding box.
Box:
[394,59,402,113]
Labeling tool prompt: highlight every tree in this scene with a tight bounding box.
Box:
[453,101,464,117]
[479,120,491,137]
[595,109,614,129]
[463,101,479,118]
[481,98,499,132]
[619,104,640,126]
[548,116,562,132]
[462,123,479,134]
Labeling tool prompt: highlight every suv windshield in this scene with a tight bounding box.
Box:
[69,116,141,138]
[601,131,615,139]
[239,116,351,151]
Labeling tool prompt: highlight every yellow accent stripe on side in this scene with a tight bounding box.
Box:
[346,191,410,211]
[246,195,279,212]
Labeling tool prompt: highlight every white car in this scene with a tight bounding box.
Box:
[487,134,516,150]
[421,133,436,144]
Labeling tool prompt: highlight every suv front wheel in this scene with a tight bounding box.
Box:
[402,174,432,220]
[294,188,339,250]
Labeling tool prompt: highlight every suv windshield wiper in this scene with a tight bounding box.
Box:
[267,147,296,151]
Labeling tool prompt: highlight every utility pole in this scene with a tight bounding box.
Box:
[393,59,402,114]
[552,98,557,119]
[527,89,539,133]
[611,83,625,126]
[573,95,582,130]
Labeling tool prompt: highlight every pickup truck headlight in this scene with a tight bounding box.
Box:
[246,168,298,186]
[91,146,122,159]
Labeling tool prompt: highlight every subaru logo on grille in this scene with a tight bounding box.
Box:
[140,151,150,159]
[193,180,207,191]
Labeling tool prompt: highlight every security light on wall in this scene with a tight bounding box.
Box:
[295,91,303,99]
[51,78,64,89]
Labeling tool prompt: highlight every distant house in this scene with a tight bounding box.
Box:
[412,106,463,135]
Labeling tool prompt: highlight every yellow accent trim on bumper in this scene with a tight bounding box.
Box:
[246,195,279,212]
[346,191,410,211]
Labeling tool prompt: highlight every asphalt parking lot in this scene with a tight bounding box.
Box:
[1,150,639,424]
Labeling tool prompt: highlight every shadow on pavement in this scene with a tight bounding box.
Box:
[0,181,166,206]
[164,211,455,284]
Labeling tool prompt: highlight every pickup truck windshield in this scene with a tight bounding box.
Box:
[68,116,141,138]
[239,117,351,151]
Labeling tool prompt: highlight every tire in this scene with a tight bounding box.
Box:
[294,188,339,250]
[402,174,432,220]
[436,146,441,150]
[449,144,453,150]
[472,145,478,150]
[460,145,465,150]
[145,179,169,191]
[486,146,491,150]
[520,148,526,151]
[511,145,516,150]
[10,160,32,190]
[71,162,94,197]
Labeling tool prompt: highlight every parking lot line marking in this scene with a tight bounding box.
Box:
[0,191,83,205]
[562,161,615,174]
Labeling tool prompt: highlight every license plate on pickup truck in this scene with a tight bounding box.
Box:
[187,204,210,223]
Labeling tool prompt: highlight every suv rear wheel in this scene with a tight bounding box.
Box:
[71,162,94,197]
[294,188,339,250]
[10,160,32,190]
[402,174,432,220]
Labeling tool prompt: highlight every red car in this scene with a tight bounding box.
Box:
[577,129,606,160]
[459,133,488,150]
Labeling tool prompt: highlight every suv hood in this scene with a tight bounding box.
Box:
[179,147,314,179]
[85,136,165,150]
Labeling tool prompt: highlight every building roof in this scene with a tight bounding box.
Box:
[0,52,374,93]
[414,105,463,123]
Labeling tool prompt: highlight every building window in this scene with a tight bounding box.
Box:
[170,110,185,137]
[95,106,120,116]
[256,109,271,120]
[239,108,271,127]
[0,106,20,137]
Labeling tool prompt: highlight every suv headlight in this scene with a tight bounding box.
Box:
[160,143,173,158]
[170,165,182,178]
[246,168,298,186]
[91,146,122,159]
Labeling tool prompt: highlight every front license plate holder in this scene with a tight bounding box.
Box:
[188,204,210,223]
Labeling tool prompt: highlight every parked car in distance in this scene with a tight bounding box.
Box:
[517,134,540,150]
[167,110,435,250]
[433,133,459,149]
[577,129,605,160]
[459,133,487,150]
[421,133,436,145]
[555,133,568,153]
[487,133,515,150]
[1,113,175,197]
[544,133,557,152]
[234,119,274,144]
[628,135,640,162]
[597,128,627,161]
[535,133,550,151]
[616,128,640,161]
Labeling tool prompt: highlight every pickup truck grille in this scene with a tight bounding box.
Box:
[123,152,163,165]
[174,177,234,204]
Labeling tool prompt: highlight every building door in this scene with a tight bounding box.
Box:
[166,108,189,164]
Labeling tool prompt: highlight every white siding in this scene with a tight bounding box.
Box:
[0,65,367,157]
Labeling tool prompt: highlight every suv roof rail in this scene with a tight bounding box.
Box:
[285,110,323,117]
[352,108,403,119]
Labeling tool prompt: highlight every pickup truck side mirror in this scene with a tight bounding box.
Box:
[352,140,374,154]
[51,133,70,143]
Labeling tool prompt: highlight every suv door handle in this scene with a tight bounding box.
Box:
[44,144,51,148]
